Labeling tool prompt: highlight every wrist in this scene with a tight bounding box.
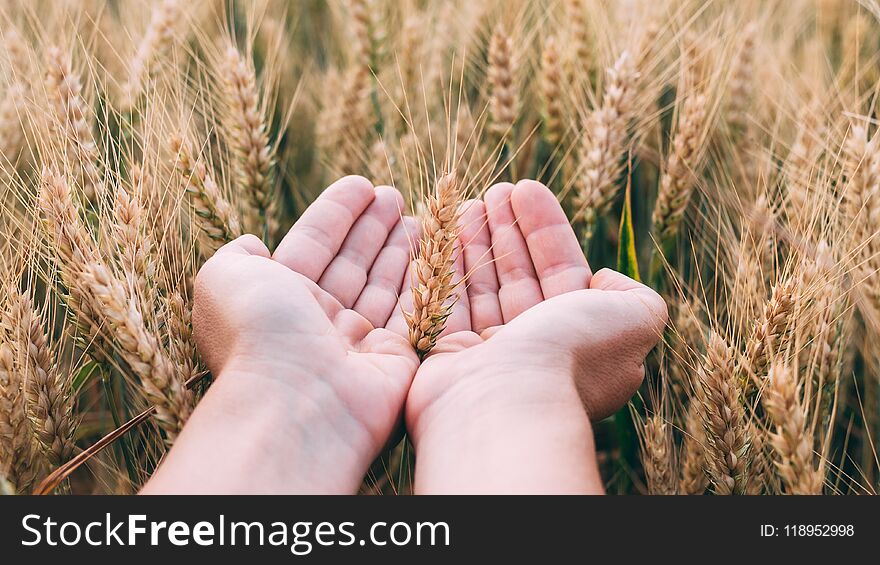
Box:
[144,360,374,494]
[408,365,603,494]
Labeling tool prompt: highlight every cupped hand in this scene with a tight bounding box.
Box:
[398,180,667,493]
[149,176,418,493]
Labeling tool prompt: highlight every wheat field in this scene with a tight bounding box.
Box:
[0,0,877,495]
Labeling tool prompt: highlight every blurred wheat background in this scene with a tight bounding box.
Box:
[0,0,878,495]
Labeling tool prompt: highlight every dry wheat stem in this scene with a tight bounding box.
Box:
[406,173,461,358]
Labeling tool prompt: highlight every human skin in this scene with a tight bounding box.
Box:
[143,176,419,494]
[391,180,668,494]
[143,177,666,494]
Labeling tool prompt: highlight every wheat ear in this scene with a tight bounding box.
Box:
[842,123,880,319]
[679,402,709,494]
[697,332,755,495]
[572,52,638,243]
[118,0,180,111]
[406,173,461,358]
[44,46,101,202]
[726,22,757,135]
[4,289,75,468]
[641,414,677,494]
[488,24,517,142]
[0,305,40,491]
[170,135,243,254]
[220,45,275,234]
[742,278,795,387]
[540,35,564,146]
[39,168,191,442]
[652,54,709,241]
[763,364,823,494]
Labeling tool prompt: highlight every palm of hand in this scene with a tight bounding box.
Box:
[194,176,419,452]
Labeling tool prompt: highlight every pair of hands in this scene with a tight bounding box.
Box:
[144,176,666,494]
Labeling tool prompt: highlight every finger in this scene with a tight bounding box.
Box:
[484,182,544,322]
[511,180,591,298]
[459,199,503,333]
[213,234,271,258]
[319,186,405,307]
[272,175,375,280]
[354,216,419,328]
[590,268,669,349]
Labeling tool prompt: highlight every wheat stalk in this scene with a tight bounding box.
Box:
[763,364,823,494]
[405,172,461,358]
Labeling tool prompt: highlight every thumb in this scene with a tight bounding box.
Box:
[589,268,668,344]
